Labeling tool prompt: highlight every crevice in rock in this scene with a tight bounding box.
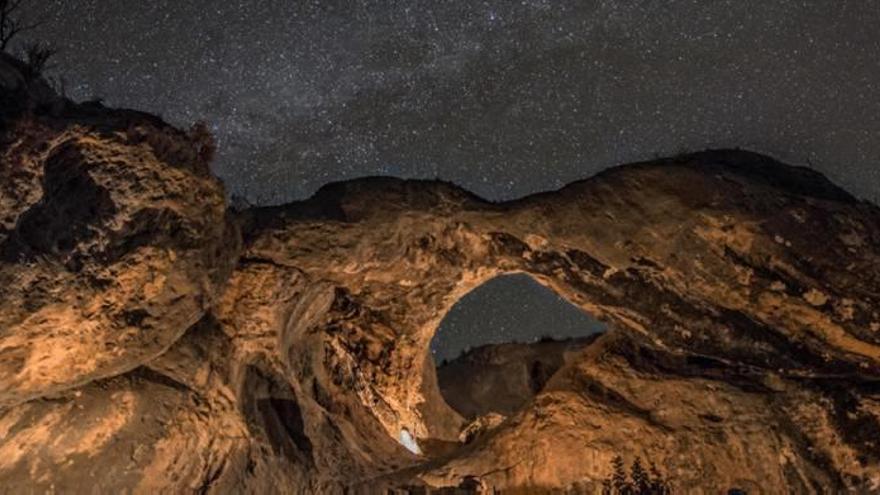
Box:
[240,364,314,467]
[129,366,193,394]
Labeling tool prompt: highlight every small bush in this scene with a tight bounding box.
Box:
[187,120,216,165]
[122,120,217,174]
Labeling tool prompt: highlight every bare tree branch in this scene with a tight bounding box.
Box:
[0,0,42,51]
[22,40,55,74]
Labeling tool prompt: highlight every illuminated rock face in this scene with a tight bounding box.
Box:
[2,57,880,492]
[0,58,238,410]
[241,154,880,492]
[435,336,599,419]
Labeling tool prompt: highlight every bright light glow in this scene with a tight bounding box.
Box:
[398,428,421,455]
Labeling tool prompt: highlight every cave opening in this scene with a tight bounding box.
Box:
[429,273,607,422]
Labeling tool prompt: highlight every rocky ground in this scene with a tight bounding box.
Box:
[2,54,880,493]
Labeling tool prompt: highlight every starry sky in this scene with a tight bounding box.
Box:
[430,274,605,362]
[18,0,880,358]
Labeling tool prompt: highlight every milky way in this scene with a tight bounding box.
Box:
[26,0,880,205]
[21,0,880,357]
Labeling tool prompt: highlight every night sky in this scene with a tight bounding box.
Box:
[430,274,605,362]
[19,1,880,358]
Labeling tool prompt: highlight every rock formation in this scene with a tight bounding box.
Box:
[2,54,880,493]
[436,337,597,419]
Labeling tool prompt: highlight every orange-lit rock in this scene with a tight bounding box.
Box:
[2,53,880,493]
[0,55,239,409]
[436,336,597,419]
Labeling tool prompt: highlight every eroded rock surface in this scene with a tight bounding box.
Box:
[0,55,238,409]
[2,54,880,493]
[437,337,596,419]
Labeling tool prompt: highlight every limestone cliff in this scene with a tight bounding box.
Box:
[1,54,880,493]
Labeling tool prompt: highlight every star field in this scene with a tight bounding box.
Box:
[25,0,880,205]
[20,1,880,357]
[430,274,606,362]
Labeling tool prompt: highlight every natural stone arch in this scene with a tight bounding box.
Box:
[3,56,879,490]
[3,93,880,490]
[431,273,607,421]
[242,150,880,458]
[244,206,624,445]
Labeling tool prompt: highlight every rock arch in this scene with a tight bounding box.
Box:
[245,153,878,448]
[240,152,880,461]
[3,99,880,493]
[429,272,607,425]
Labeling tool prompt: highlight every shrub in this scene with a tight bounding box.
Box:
[122,120,217,174]
[187,120,216,165]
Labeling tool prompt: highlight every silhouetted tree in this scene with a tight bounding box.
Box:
[648,462,672,495]
[0,0,41,51]
[21,40,54,75]
[229,193,253,212]
[631,457,649,492]
[602,455,673,495]
[188,120,217,165]
[611,456,629,494]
